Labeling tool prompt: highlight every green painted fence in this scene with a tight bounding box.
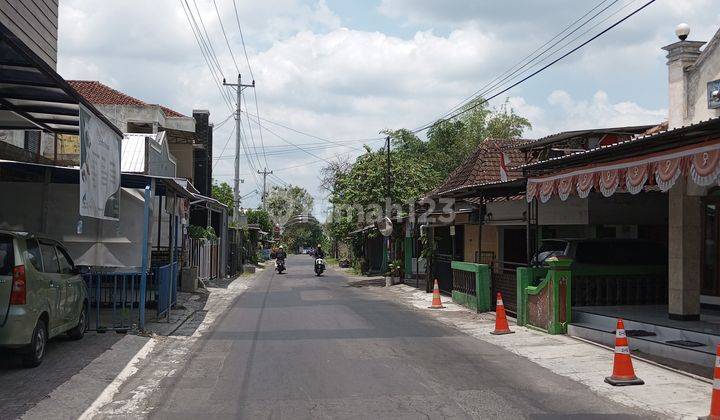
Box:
[517,257,572,335]
[450,261,491,312]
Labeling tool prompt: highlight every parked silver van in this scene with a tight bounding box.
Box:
[0,231,88,367]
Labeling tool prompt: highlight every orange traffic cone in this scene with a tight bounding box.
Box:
[429,279,444,309]
[604,319,644,386]
[491,292,514,335]
[702,344,720,419]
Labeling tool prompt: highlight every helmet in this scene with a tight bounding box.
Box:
[317,244,322,248]
[279,245,284,249]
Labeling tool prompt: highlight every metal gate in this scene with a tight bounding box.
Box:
[189,238,219,280]
[432,254,453,294]
[155,262,179,319]
[84,271,152,332]
[491,261,521,316]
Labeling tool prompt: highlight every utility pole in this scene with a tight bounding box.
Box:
[257,167,273,210]
[223,74,255,225]
[385,136,391,210]
[383,135,392,274]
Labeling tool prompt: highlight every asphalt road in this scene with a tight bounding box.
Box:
[148,255,653,419]
[0,331,123,420]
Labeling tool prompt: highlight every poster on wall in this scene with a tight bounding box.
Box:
[79,104,122,220]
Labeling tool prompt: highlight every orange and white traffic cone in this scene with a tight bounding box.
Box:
[429,279,444,309]
[702,344,720,419]
[491,292,514,335]
[604,319,644,386]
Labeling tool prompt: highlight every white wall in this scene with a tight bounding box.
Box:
[0,182,151,269]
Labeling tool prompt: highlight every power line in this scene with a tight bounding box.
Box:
[245,117,332,163]
[241,91,265,170]
[190,0,225,79]
[212,125,236,170]
[230,0,269,168]
[243,111,379,151]
[427,0,619,125]
[214,137,383,156]
[210,0,240,73]
[232,0,255,81]
[179,0,234,112]
[410,0,656,133]
[465,0,633,116]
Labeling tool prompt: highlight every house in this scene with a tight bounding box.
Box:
[518,24,720,367]
[67,80,200,183]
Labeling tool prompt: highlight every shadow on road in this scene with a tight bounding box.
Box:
[0,332,123,419]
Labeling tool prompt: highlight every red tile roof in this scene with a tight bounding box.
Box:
[67,80,187,118]
[429,138,531,197]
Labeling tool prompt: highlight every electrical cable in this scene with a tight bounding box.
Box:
[410,0,656,133]
[425,0,619,126]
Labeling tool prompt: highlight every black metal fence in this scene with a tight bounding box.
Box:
[452,268,476,296]
[572,273,668,306]
[491,261,522,316]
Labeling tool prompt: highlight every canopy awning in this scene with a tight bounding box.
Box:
[0,22,122,136]
[526,137,720,203]
[0,159,193,198]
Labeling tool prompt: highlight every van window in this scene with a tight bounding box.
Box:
[26,239,43,271]
[56,246,75,274]
[0,235,14,276]
[40,243,60,273]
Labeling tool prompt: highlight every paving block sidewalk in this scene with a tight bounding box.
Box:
[21,272,257,420]
[381,283,712,419]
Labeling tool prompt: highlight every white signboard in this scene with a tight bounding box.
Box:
[79,104,122,220]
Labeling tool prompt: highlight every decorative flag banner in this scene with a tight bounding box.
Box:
[526,139,720,203]
[499,151,511,183]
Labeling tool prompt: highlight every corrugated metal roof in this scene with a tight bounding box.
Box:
[516,124,656,150]
[121,134,146,173]
[520,116,720,171]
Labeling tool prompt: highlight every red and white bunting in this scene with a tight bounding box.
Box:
[527,139,720,202]
[625,163,649,195]
[691,150,720,186]
[599,169,620,197]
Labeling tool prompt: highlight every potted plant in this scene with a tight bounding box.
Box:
[386,259,402,286]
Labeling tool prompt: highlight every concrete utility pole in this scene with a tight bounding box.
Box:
[223,74,255,225]
[257,167,273,209]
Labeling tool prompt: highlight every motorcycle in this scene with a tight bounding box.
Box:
[275,258,286,274]
[314,258,325,276]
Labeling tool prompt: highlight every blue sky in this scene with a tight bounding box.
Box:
[57,0,720,216]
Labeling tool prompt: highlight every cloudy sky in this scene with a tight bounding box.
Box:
[57,0,720,216]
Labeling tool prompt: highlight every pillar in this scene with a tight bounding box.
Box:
[668,178,702,320]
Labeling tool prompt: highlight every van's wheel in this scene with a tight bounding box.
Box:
[22,319,47,368]
[67,304,87,340]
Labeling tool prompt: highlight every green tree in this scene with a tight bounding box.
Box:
[246,208,273,233]
[211,182,234,216]
[323,97,531,245]
[265,185,314,226]
[282,222,326,253]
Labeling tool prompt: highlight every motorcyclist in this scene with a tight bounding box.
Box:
[313,244,325,259]
[276,245,287,260]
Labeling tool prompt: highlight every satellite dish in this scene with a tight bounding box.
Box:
[377,216,393,237]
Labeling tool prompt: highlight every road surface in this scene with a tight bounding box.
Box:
[140,255,652,419]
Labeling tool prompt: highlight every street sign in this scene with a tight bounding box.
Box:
[79,104,122,220]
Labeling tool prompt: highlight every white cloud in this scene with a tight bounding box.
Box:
[55,0,716,214]
[532,89,666,137]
